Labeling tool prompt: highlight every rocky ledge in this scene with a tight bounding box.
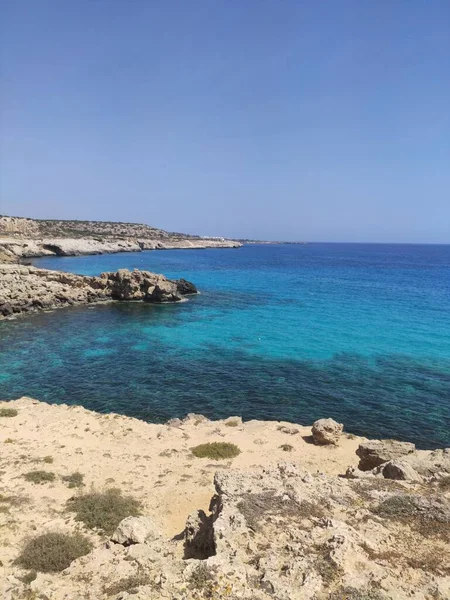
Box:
[0,402,449,600]
[0,265,197,318]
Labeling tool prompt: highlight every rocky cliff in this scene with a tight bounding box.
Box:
[0,216,241,259]
[0,399,449,600]
[0,265,197,318]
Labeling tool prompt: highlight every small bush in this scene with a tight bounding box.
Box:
[225,420,239,427]
[280,444,293,452]
[191,442,241,460]
[62,472,84,488]
[4,438,14,443]
[67,488,141,535]
[24,471,56,484]
[0,408,18,417]
[43,456,54,464]
[17,532,92,572]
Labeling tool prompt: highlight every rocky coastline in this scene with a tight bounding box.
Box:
[0,398,449,600]
[0,216,242,261]
[0,265,197,319]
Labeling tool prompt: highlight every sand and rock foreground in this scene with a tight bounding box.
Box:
[0,397,449,600]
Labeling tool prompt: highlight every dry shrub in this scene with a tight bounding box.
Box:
[0,408,18,417]
[191,442,241,460]
[62,472,84,488]
[17,532,92,572]
[67,488,141,535]
[23,471,56,484]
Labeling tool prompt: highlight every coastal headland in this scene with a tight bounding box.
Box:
[0,216,242,262]
[0,397,449,599]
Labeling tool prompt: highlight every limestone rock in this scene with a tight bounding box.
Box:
[378,460,422,482]
[356,440,416,471]
[0,265,197,319]
[184,509,215,559]
[111,516,160,545]
[311,418,343,445]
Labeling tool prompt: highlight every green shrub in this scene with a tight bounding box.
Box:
[191,442,241,460]
[67,488,141,535]
[23,471,56,484]
[17,532,92,572]
[0,408,18,417]
[62,472,84,488]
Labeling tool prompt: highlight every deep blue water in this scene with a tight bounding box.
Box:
[1,243,449,449]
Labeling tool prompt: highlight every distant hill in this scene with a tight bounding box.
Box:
[0,215,202,241]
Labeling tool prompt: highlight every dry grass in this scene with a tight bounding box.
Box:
[191,442,241,460]
[0,407,18,417]
[238,491,325,532]
[224,420,239,427]
[42,456,54,464]
[23,470,56,484]
[104,572,153,596]
[66,488,141,535]
[16,532,92,572]
[373,493,450,542]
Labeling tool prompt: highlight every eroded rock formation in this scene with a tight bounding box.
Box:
[0,265,197,318]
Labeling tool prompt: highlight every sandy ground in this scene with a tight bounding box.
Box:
[0,397,362,560]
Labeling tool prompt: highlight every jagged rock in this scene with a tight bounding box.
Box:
[311,418,343,445]
[356,440,416,471]
[174,278,198,295]
[0,265,197,318]
[184,509,216,559]
[409,448,450,478]
[182,413,209,424]
[111,516,160,545]
[378,460,422,482]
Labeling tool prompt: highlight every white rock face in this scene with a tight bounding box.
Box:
[311,418,344,445]
[111,516,160,545]
[378,460,422,482]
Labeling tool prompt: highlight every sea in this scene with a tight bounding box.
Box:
[0,243,449,449]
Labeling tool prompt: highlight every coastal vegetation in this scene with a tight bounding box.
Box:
[191,442,241,460]
[0,407,18,417]
[66,488,141,535]
[23,470,56,484]
[62,471,85,488]
[17,532,93,573]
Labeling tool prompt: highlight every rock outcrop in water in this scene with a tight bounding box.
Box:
[0,397,449,600]
[0,265,197,318]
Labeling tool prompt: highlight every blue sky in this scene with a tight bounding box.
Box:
[1,0,449,242]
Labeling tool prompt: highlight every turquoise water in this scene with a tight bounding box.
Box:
[0,244,449,448]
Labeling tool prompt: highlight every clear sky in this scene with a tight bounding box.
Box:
[1,0,449,242]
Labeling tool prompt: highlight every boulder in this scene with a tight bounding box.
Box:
[378,460,422,482]
[111,516,160,546]
[311,418,343,445]
[356,440,416,471]
[175,278,198,295]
